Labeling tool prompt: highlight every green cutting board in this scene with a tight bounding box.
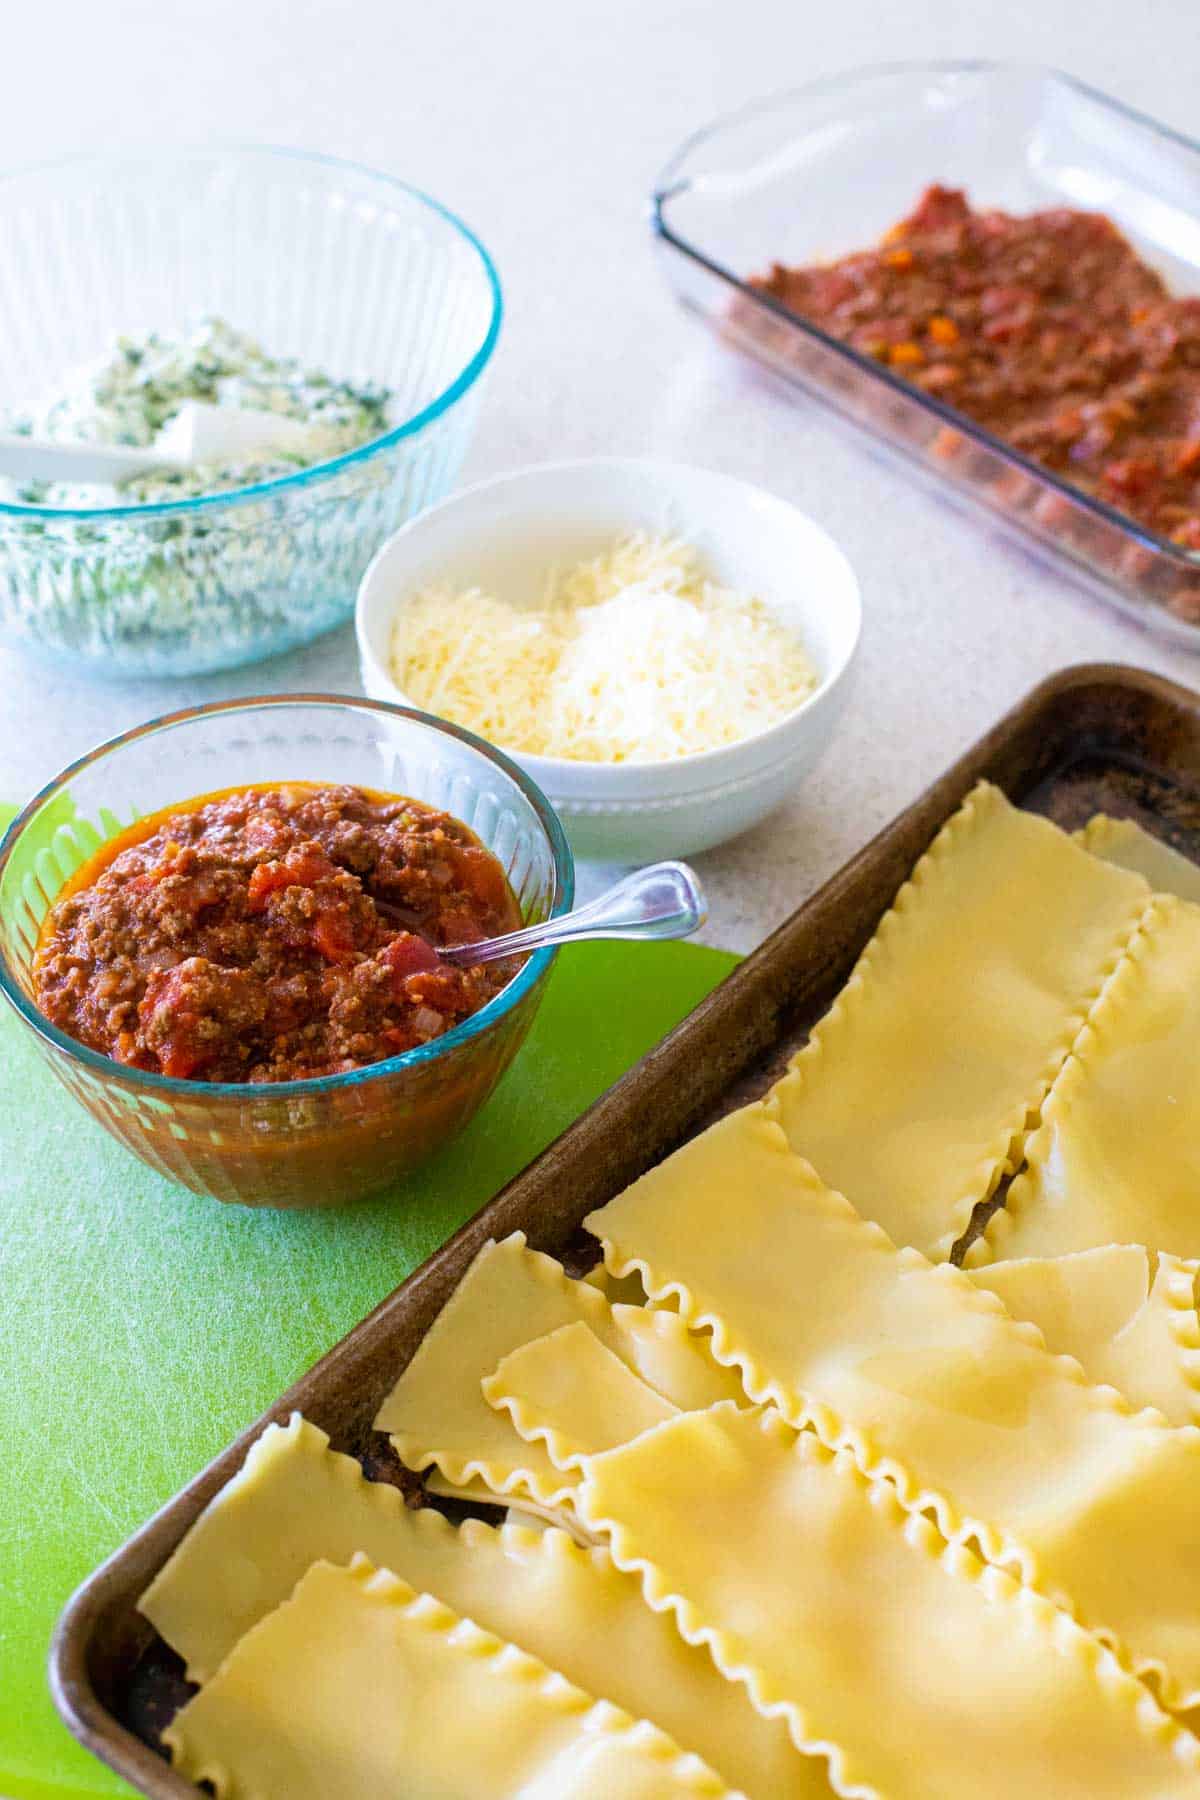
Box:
[0,793,736,1799]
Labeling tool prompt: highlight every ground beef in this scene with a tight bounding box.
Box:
[753,186,1200,549]
[33,783,522,1082]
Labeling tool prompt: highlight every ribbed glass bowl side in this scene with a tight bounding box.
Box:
[0,698,572,1207]
[0,149,500,676]
[16,975,546,1207]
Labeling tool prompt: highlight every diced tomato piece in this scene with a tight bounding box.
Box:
[1103,455,1157,498]
[380,931,441,986]
[811,268,858,308]
[160,1038,205,1079]
[981,311,1033,344]
[122,850,181,893]
[246,850,337,912]
[312,908,357,962]
[139,968,212,1077]
[244,813,289,852]
[903,186,971,235]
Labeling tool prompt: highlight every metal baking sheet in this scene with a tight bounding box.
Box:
[50,661,1200,1797]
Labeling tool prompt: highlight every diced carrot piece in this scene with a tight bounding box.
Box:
[889,342,925,368]
[927,315,959,346]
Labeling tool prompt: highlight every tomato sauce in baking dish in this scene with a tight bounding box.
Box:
[754,185,1200,549]
[33,783,522,1082]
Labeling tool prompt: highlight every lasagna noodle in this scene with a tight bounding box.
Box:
[606,1303,744,1409]
[585,1104,1200,1707]
[1077,814,1200,905]
[969,1248,1200,1427]
[485,1321,679,1469]
[488,1325,709,1462]
[143,1415,824,1800]
[372,1232,738,1503]
[577,1406,1200,1800]
[769,781,1148,1260]
[972,896,1200,1266]
[165,1556,740,1800]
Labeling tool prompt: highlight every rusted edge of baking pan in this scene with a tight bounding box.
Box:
[48,661,1200,1798]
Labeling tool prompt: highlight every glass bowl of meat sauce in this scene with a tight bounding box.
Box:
[0,696,573,1207]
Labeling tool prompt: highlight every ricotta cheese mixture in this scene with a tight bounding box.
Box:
[6,316,391,505]
[389,533,820,763]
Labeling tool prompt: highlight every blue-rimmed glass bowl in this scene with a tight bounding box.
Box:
[0,696,573,1207]
[0,148,502,677]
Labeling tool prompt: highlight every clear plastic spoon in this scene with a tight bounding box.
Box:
[439,860,708,967]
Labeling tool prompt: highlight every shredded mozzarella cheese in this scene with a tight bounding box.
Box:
[388,534,818,763]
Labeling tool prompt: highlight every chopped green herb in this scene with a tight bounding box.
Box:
[5,316,392,506]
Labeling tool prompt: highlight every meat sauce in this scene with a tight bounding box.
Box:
[33,783,522,1083]
[754,186,1200,550]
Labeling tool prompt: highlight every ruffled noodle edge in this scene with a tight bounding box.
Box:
[967,896,1174,1270]
[484,1384,595,1474]
[595,1141,1200,1713]
[381,1231,631,1507]
[1158,1255,1200,1426]
[144,1414,598,1684]
[164,1552,737,1799]
[772,782,1150,1263]
[386,1434,580,1508]
[577,1413,1200,1800]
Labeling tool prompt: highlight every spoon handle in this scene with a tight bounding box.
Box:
[442,860,708,967]
[0,431,161,485]
[0,405,319,489]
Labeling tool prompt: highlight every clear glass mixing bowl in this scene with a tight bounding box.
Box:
[0,147,501,677]
[0,696,573,1208]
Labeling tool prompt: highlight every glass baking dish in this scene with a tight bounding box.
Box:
[653,62,1200,647]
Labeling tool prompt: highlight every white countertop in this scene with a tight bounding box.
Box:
[2,0,1197,953]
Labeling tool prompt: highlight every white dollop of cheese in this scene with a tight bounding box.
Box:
[388,534,819,764]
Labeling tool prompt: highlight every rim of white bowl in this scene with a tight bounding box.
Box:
[355,456,862,779]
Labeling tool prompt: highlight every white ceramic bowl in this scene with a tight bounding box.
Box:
[356,458,861,861]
